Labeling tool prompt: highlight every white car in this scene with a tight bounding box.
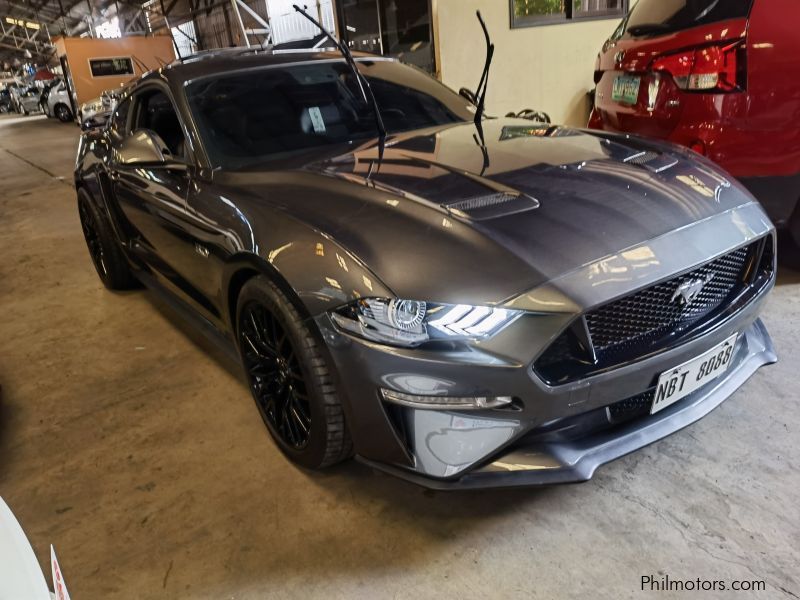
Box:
[0,497,71,599]
[78,86,127,129]
[78,92,115,128]
[17,86,42,115]
[44,81,74,122]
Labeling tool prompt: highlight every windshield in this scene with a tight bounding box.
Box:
[185,60,475,170]
[620,0,754,38]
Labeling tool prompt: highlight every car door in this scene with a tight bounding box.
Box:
[109,84,216,317]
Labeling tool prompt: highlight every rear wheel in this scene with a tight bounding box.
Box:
[77,189,138,290]
[236,276,352,469]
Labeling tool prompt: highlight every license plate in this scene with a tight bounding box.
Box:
[612,75,641,104]
[651,333,739,415]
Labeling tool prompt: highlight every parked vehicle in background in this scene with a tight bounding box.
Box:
[79,86,127,129]
[0,88,11,113]
[5,81,22,112]
[17,86,42,115]
[0,497,71,599]
[39,78,62,117]
[589,0,800,246]
[78,95,106,123]
[45,80,74,122]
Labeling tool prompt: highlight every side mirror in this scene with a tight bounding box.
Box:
[117,129,187,170]
[459,87,478,105]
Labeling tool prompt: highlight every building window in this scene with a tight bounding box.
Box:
[171,20,198,58]
[573,0,626,18]
[510,0,627,28]
[96,16,121,38]
[336,0,436,74]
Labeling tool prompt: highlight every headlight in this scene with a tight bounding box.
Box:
[330,298,523,347]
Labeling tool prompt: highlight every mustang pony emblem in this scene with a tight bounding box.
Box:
[672,274,714,307]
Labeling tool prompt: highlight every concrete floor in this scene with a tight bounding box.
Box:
[0,113,798,600]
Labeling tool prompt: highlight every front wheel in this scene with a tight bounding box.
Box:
[236,276,352,469]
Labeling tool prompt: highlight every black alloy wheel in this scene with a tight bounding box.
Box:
[240,301,312,449]
[235,276,352,469]
[76,189,139,290]
[79,197,108,278]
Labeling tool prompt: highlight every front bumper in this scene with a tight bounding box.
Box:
[315,203,776,489]
[356,318,775,489]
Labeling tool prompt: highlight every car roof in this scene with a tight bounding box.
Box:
[147,47,392,87]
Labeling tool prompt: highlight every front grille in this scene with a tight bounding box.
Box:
[587,245,748,355]
[535,235,774,385]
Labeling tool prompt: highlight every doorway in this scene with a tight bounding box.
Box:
[335,0,435,73]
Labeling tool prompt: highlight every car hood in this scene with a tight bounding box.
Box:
[220,119,758,306]
[81,97,103,110]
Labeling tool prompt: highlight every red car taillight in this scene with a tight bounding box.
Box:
[652,40,746,92]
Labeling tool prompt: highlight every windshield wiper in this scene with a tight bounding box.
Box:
[473,10,494,130]
[627,23,671,36]
[292,4,387,169]
[473,10,494,175]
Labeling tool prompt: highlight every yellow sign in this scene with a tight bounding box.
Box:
[4,17,41,30]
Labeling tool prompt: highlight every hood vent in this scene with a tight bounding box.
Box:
[448,192,518,211]
[624,151,659,165]
[444,192,540,221]
[623,150,679,173]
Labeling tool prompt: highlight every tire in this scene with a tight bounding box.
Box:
[55,103,72,122]
[236,276,352,469]
[77,188,139,290]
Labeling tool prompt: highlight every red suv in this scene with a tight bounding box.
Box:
[589,0,800,245]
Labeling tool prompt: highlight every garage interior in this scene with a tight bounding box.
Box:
[1,0,799,598]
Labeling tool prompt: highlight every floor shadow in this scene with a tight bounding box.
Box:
[0,381,19,478]
[309,454,557,509]
[138,288,244,383]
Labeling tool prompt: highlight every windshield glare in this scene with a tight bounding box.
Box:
[185,60,474,169]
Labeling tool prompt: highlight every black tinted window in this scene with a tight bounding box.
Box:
[622,0,754,37]
[186,60,473,169]
[134,90,185,157]
[110,97,130,135]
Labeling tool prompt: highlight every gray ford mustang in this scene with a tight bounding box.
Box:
[74,48,777,489]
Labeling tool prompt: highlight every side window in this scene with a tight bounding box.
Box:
[133,89,186,158]
[110,97,131,136]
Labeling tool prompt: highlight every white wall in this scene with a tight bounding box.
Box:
[267,0,336,44]
[433,0,619,126]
